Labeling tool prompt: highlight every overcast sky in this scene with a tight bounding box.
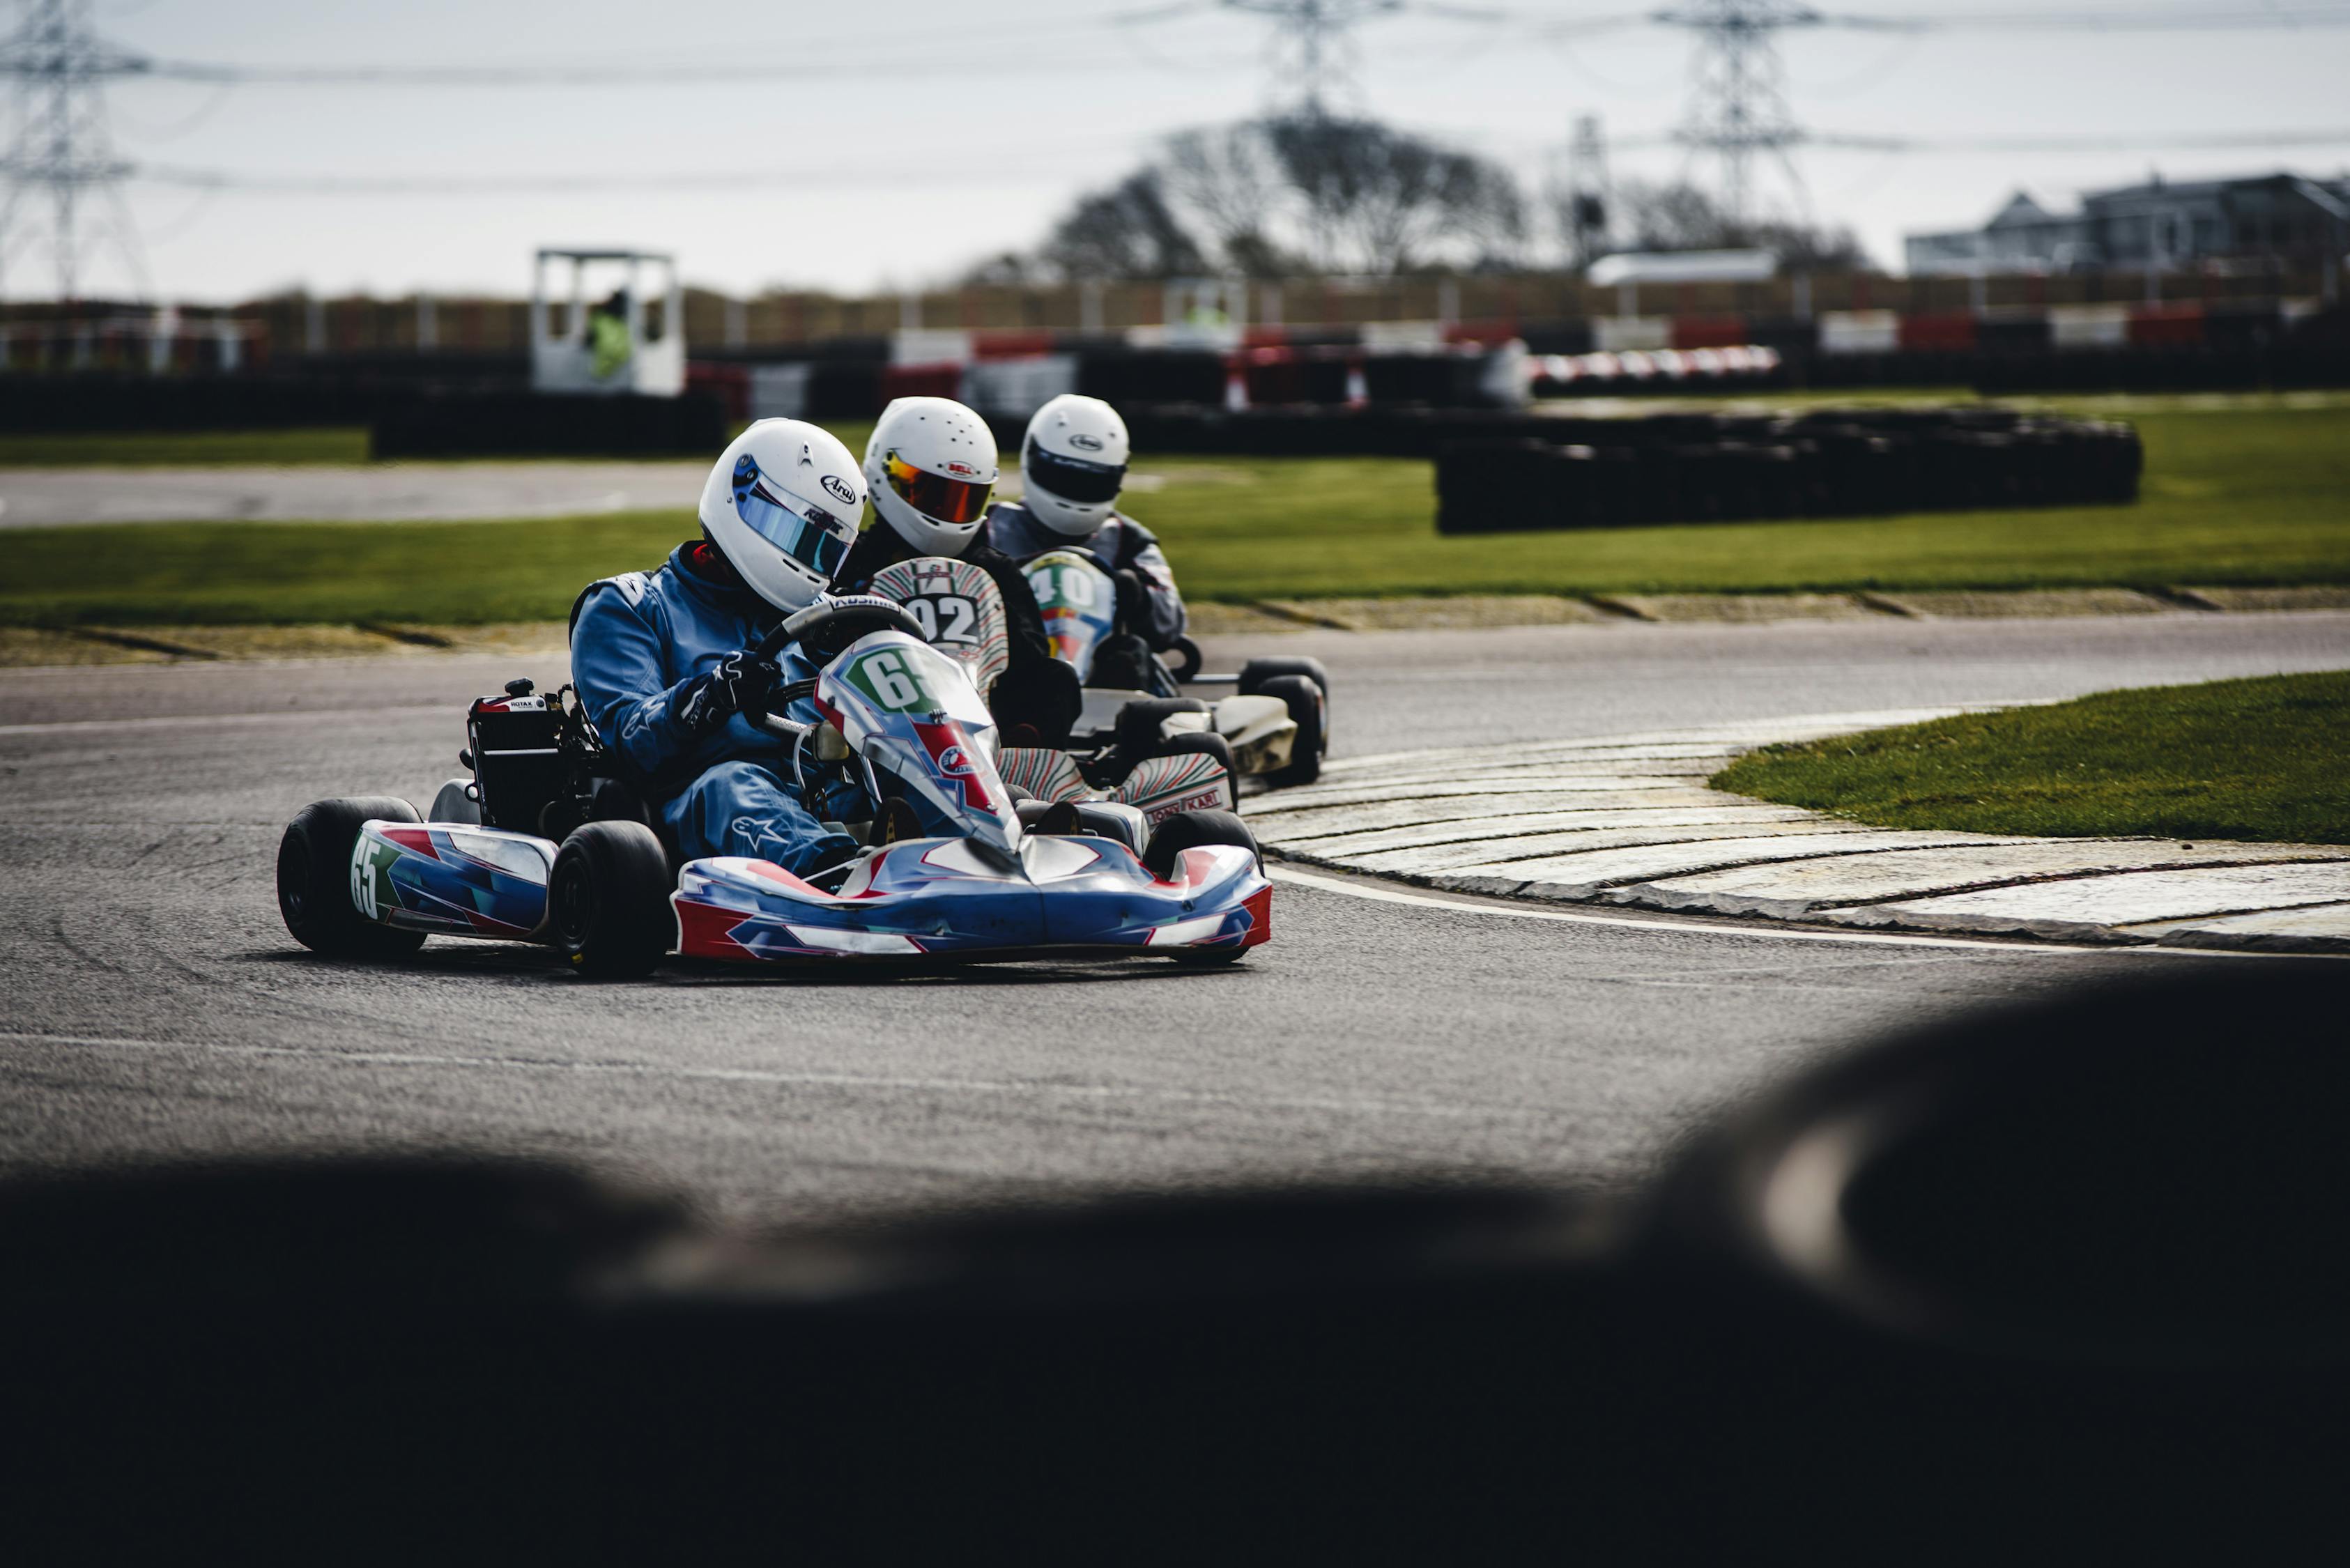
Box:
[15,0,2350,302]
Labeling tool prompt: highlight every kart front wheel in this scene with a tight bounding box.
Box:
[1143,807,1261,879]
[551,821,674,979]
[1144,810,1264,966]
[277,797,429,960]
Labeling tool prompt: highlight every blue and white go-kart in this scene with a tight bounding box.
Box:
[276,592,1272,978]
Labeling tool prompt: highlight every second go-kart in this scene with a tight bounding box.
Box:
[276,597,1272,978]
[861,556,1238,827]
[1022,548,1331,788]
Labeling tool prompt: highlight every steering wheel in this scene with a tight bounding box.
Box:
[756,595,925,665]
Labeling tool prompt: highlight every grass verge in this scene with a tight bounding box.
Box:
[1710,671,2350,845]
[1,401,2344,624]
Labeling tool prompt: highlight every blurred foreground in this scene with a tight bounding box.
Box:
[6,964,2345,1561]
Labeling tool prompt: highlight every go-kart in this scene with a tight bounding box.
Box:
[1022,549,1330,788]
[276,597,1272,978]
[861,556,1237,827]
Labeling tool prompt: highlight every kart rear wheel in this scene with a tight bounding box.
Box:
[1257,674,1326,789]
[1114,697,1211,760]
[277,797,428,960]
[1238,655,1331,702]
[551,821,674,980]
[1157,729,1239,785]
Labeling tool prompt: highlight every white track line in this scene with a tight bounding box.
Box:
[1267,863,2273,958]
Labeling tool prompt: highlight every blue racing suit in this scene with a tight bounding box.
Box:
[570,541,856,875]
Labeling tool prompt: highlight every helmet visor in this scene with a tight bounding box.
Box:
[733,456,851,579]
[883,449,993,526]
[1024,436,1126,505]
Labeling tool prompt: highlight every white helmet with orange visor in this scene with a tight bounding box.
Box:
[861,397,999,556]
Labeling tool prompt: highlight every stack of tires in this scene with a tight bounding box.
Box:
[1434,407,2140,534]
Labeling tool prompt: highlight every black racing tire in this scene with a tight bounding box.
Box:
[1238,655,1331,702]
[1257,674,1326,790]
[1113,697,1211,760]
[277,796,429,960]
[551,821,675,980]
[1145,809,1261,967]
[1157,730,1239,785]
[1170,944,1251,967]
[1143,808,1260,879]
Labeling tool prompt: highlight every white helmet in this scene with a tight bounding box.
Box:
[863,397,999,555]
[1020,393,1130,537]
[697,419,868,614]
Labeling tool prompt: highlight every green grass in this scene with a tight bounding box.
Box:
[0,428,374,467]
[0,399,2343,625]
[1710,671,2350,845]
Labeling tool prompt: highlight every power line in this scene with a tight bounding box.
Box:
[1,0,139,299]
[1580,1,2350,239]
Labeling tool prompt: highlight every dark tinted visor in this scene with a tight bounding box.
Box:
[734,456,851,578]
[1025,436,1126,505]
[884,449,993,525]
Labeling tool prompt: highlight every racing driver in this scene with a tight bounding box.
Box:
[833,395,1080,746]
[983,394,1185,690]
[570,418,873,877]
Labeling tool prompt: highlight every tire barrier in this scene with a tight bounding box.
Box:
[371,390,730,459]
[0,362,523,433]
[1434,406,2141,534]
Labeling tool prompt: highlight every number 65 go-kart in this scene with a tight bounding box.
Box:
[275,596,1271,978]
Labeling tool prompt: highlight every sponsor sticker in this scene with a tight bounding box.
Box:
[821,472,857,505]
[1146,787,1229,824]
[1069,433,1104,452]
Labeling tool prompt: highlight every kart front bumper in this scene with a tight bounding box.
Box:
[673,835,1271,963]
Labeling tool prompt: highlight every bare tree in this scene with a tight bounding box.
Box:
[1022,114,1525,279]
[1038,171,1210,281]
[1262,115,1524,274]
[1611,178,1869,269]
[1159,125,1291,274]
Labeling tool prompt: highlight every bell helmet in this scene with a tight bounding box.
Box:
[698,419,868,614]
[863,397,999,556]
[1020,393,1130,537]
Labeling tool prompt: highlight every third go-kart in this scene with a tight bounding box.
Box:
[277,596,1272,978]
[1022,548,1331,789]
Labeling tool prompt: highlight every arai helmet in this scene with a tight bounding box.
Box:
[697,420,867,613]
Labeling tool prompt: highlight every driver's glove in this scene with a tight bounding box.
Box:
[676,648,781,732]
[1113,569,1151,636]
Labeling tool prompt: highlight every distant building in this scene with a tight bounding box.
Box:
[1905,171,2350,276]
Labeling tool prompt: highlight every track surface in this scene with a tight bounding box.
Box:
[5,611,2345,1226]
[0,462,705,528]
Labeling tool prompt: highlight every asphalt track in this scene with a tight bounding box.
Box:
[4,610,2346,1227]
